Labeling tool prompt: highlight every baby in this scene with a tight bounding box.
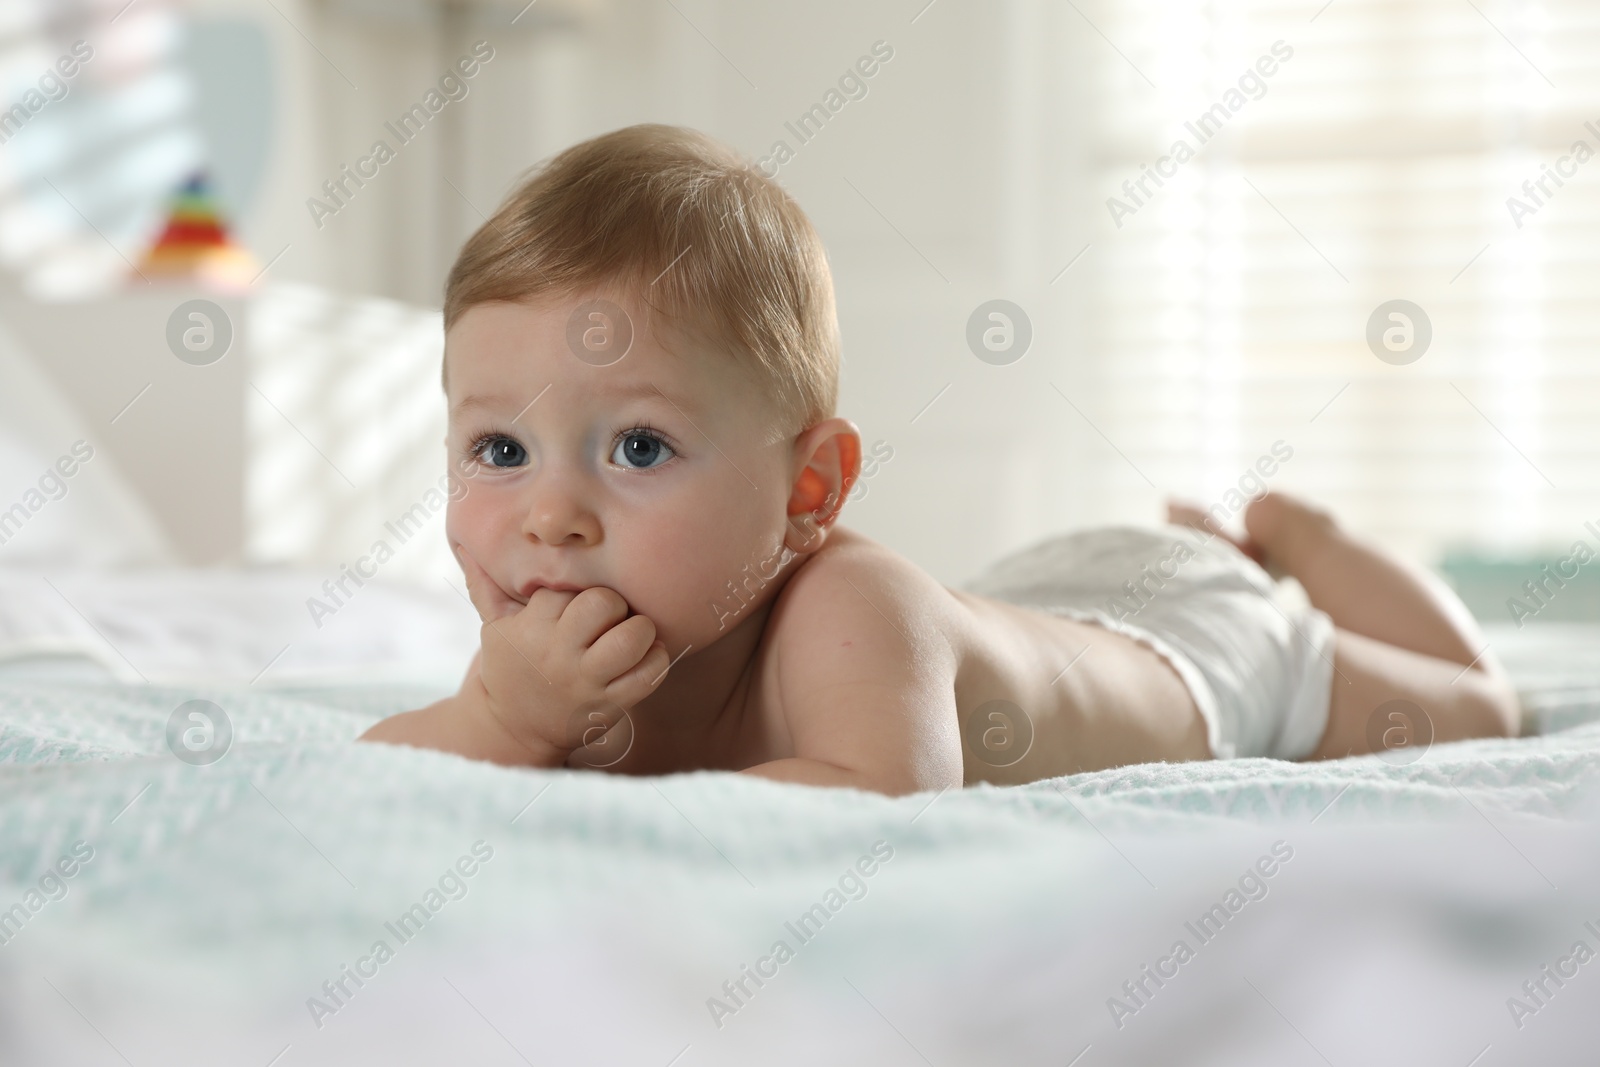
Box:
[361,124,1519,795]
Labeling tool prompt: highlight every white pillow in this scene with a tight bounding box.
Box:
[0,316,176,567]
[0,567,478,686]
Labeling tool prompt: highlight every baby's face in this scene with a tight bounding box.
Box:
[443,292,799,655]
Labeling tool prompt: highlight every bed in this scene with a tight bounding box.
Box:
[5,303,1600,1066]
[1,567,1598,1066]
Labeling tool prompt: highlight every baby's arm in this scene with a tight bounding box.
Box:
[742,552,964,796]
[360,649,563,766]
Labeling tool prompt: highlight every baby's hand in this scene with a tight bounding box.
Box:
[456,545,670,764]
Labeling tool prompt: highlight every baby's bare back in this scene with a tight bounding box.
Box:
[744,527,1211,790]
[944,587,1211,784]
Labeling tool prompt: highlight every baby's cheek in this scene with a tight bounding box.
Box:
[445,490,503,561]
[620,484,786,646]
[443,497,471,550]
[620,540,723,643]
[666,540,787,646]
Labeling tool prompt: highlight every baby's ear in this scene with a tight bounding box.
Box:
[784,417,862,553]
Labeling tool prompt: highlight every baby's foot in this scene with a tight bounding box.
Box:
[1240,492,1337,575]
[1164,499,1268,567]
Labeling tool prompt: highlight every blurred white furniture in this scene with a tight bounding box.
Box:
[0,283,245,564]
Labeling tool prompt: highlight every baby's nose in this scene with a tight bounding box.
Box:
[520,471,601,546]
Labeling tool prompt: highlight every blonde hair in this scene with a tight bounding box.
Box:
[444,124,840,435]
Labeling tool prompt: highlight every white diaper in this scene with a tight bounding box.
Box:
[960,525,1336,761]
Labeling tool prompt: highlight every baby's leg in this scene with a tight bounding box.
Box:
[1241,494,1490,672]
[1238,493,1519,757]
[1309,630,1518,759]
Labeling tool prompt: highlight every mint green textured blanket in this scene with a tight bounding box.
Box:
[2,680,1598,1066]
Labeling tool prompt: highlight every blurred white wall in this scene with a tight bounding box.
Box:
[209,0,1102,585]
[7,0,1595,584]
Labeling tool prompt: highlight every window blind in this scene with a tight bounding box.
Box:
[1087,0,1600,564]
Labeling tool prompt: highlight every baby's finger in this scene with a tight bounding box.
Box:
[455,543,520,623]
[604,639,672,705]
[559,587,632,649]
[581,613,656,686]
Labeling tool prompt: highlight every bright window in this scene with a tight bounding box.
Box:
[1089,0,1594,563]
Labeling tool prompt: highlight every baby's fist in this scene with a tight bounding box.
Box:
[561,585,670,707]
[455,545,670,762]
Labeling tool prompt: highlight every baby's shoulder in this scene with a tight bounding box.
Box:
[764,526,961,658]
[748,526,966,792]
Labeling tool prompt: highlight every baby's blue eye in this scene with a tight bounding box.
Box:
[612,431,673,470]
[475,435,527,468]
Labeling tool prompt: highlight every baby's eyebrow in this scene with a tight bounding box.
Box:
[601,380,697,412]
[450,394,499,415]
[450,382,695,418]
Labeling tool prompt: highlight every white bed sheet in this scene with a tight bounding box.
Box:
[0,566,478,689]
[1,573,1598,1064]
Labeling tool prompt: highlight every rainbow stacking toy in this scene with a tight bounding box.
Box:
[136,172,258,290]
